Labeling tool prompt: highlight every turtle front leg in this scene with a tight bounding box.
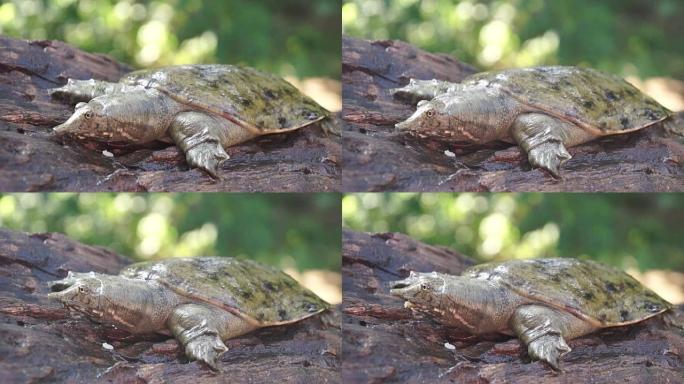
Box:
[510,305,596,370]
[391,78,460,104]
[511,113,595,178]
[49,79,130,104]
[168,304,257,371]
[169,111,257,178]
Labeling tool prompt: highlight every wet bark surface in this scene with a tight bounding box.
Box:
[0,228,340,383]
[342,229,684,383]
[0,36,340,192]
[341,36,684,192]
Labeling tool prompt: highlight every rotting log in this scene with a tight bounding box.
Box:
[341,35,684,192]
[0,36,340,192]
[342,229,684,383]
[0,228,340,383]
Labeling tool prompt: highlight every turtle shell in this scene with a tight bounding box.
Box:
[464,258,671,327]
[463,66,671,135]
[121,257,329,326]
[121,64,329,134]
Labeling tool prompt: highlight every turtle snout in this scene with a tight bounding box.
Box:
[395,120,411,131]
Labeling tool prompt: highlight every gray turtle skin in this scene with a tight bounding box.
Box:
[49,64,336,178]
[389,258,671,370]
[392,66,672,177]
[48,257,329,370]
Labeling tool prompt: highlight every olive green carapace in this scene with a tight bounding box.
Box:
[123,65,327,134]
[463,67,669,134]
[392,66,672,177]
[465,258,670,326]
[48,256,329,370]
[122,257,329,326]
[389,258,671,370]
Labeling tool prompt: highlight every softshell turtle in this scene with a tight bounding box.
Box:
[392,66,673,177]
[49,64,335,178]
[389,258,671,370]
[48,257,329,370]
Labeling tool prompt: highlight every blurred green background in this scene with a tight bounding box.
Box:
[0,0,341,79]
[0,193,341,272]
[342,193,684,272]
[342,0,684,80]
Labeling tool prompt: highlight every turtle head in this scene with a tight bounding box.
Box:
[52,88,170,143]
[48,271,111,321]
[48,271,166,333]
[390,271,510,334]
[395,99,452,136]
[395,88,514,143]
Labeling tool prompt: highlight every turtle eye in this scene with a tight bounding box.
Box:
[84,111,93,119]
[78,286,86,293]
[420,283,429,290]
[426,110,435,118]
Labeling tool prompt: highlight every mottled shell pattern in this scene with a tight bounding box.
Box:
[464,258,671,327]
[122,64,329,134]
[464,66,671,135]
[121,257,329,326]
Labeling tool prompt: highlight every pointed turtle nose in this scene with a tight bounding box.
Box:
[395,120,410,131]
[52,106,89,134]
[52,121,71,133]
[47,291,61,300]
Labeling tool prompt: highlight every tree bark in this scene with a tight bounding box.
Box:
[342,229,684,383]
[0,36,340,192]
[341,35,684,192]
[0,228,340,383]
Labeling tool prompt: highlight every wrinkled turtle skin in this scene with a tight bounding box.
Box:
[48,257,329,370]
[49,64,336,178]
[389,258,671,370]
[392,66,673,177]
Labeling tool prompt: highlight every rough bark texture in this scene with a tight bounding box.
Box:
[0,229,340,384]
[0,36,340,192]
[342,36,684,192]
[342,229,684,383]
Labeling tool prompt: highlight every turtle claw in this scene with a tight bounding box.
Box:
[527,334,571,371]
[185,141,229,179]
[184,334,228,371]
[527,141,572,178]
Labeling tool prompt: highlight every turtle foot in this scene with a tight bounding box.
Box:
[527,141,572,178]
[185,141,229,179]
[527,334,571,371]
[184,334,228,371]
